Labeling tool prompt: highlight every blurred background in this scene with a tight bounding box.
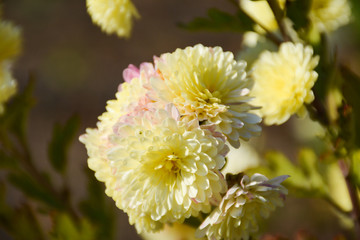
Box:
[1,0,360,239]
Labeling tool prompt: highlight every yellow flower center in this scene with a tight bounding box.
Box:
[153,153,181,174]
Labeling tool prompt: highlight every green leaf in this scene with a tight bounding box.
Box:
[0,77,36,140]
[51,213,96,240]
[285,0,311,31]
[48,115,80,174]
[8,172,63,209]
[249,149,328,197]
[79,168,116,240]
[179,8,253,32]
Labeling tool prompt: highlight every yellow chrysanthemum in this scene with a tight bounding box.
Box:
[86,0,140,38]
[309,0,351,32]
[153,44,261,148]
[0,20,21,114]
[195,174,288,240]
[251,42,319,125]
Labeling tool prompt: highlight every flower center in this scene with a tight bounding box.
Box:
[153,153,180,174]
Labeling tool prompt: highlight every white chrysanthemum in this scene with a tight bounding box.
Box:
[107,108,228,233]
[0,21,21,114]
[196,174,288,240]
[153,44,261,148]
[251,42,319,125]
[81,63,228,233]
[86,0,140,38]
[309,0,351,32]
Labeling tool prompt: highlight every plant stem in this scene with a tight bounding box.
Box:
[267,0,290,42]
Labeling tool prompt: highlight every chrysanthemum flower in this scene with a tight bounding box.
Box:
[86,0,140,38]
[250,42,319,125]
[309,0,351,32]
[195,174,289,240]
[152,44,261,148]
[82,106,228,233]
[81,62,228,233]
[0,20,21,114]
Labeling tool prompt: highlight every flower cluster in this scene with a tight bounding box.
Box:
[240,0,351,34]
[0,17,22,114]
[195,174,289,240]
[86,0,140,38]
[81,44,264,234]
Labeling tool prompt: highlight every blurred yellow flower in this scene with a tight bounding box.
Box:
[153,44,261,148]
[309,0,351,32]
[195,174,288,240]
[0,20,21,114]
[240,0,285,32]
[86,0,140,38]
[141,222,205,240]
[251,42,319,125]
[0,21,21,61]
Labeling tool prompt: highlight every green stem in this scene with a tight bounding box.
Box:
[267,0,290,42]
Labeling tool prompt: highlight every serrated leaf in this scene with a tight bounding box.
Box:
[8,172,63,209]
[179,8,253,32]
[48,115,80,174]
[285,0,311,31]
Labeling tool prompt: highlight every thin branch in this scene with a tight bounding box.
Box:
[267,0,291,42]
